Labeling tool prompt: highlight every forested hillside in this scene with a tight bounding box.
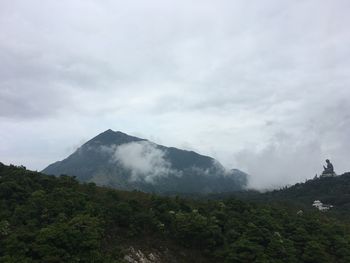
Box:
[223,173,350,219]
[1,163,350,262]
[264,173,350,214]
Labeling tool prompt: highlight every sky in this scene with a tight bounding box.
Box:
[1,0,350,189]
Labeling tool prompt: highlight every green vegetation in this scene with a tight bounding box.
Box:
[264,173,350,214]
[1,163,350,262]
[222,173,350,219]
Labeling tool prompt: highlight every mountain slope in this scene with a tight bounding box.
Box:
[42,129,247,193]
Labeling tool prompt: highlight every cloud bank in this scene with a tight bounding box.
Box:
[234,132,322,189]
[102,141,177,183]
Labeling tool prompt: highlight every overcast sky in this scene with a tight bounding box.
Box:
[1,0,349,189]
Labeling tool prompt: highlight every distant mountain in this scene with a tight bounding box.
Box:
[42,129,247,193]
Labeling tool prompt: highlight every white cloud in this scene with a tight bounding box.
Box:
[103,141,177,183]
[234,132,323,189]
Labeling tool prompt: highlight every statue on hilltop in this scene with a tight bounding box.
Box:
[322,159,335,177]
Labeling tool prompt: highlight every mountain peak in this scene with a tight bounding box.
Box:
[100,129,125,136]
[85,129,145,147]
[104,128,114,133]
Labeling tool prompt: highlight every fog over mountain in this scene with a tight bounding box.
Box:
[1,1,350,189]
[101,141,175,184]
[42,129,247,193]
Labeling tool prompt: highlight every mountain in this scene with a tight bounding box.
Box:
[42,129,247,193]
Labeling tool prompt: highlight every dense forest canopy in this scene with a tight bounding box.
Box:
[1,163,350,262]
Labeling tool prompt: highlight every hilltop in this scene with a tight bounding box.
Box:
[261,173,350,216]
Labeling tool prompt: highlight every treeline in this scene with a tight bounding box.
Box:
[1,163,350,262]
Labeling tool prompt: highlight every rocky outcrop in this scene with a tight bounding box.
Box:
[123,247,161,263]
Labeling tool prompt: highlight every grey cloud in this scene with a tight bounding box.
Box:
[0,81,69,119]
[233,95,350,189]
[1,0,350,189]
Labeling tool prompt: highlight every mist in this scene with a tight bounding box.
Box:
[102,141,179,183]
